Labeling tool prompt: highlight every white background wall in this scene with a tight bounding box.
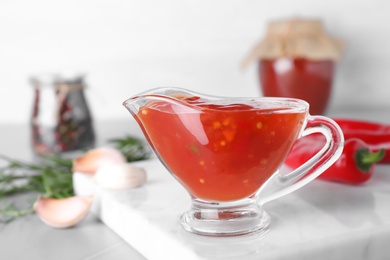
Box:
[1,0,389,124]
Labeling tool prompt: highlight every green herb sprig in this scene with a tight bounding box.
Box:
[0,135,150,223]
[0,199,35,223]
[109,135,151,162]
[0,155,73,199]
[0,155,73,223]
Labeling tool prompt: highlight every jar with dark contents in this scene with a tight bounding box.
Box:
[30,73,95,158]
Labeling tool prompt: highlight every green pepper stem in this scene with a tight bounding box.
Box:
[356,148,386,172]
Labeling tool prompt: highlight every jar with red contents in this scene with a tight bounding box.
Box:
[30,73,95,158]
[243,18,344,115]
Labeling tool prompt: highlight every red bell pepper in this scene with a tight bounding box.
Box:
[285,134,385,184]
[333,118,390,164]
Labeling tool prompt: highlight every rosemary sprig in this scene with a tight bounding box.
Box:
[0,155,73,223]
[0,135,150,223]
[0,199,35,223]
[109,135,151,162]
[0,155,74,199]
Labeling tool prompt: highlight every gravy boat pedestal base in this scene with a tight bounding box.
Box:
[181,198,270,237]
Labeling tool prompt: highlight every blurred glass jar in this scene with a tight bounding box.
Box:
[243,18,344,115]
[30,73,95,157]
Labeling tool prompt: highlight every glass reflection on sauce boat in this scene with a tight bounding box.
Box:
[123,87,344,236]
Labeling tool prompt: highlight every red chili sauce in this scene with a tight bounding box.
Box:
[138,97,306,201]
[259,58,334,115]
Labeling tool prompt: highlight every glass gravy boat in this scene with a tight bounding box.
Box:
[123,87,344,236]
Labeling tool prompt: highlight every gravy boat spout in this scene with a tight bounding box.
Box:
[122,87,205,116]
[122,87,216,161]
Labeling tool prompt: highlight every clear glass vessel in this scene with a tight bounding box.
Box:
[259,58,335,115]
[123,87,344,236]
[243,18,343,115]
[30,73,95,158]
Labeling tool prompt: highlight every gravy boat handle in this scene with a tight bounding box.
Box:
[258,116,344,205]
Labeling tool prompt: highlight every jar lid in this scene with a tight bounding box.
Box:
[30,72,86,90]
[242,17,344,68]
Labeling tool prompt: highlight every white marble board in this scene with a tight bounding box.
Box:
[73,158,390,260]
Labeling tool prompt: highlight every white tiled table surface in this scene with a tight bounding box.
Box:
[1,106,390,260]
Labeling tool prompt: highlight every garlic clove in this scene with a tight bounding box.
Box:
[72,147,127,174]
[95,163,147,190]
[33,195,93,229]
